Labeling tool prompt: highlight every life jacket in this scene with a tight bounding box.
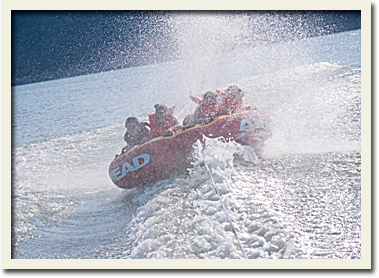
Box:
[183,113,195,126]
[190,94,221,118]
[148,106,176,137]
[216,90,243,113]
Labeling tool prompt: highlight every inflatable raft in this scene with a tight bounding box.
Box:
[109,109,272,189]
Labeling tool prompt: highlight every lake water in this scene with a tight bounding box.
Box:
[11,26,361,259]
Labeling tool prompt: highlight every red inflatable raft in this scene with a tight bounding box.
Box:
[109,109,272,189]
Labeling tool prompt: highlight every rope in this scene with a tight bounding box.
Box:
[203,157,248,259]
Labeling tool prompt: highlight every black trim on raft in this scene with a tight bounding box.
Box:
[181,123,196,130]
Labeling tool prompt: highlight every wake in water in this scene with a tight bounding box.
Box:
[119,138,297,259]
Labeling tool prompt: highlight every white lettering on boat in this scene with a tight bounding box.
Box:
[238,117,268,133]
[110,153,151,183]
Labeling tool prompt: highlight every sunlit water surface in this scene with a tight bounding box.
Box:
[11,23,361,259]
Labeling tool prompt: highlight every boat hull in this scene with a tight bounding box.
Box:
[109,110,272,189]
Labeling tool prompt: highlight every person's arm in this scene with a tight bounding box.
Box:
[164,124,183,136]
[193,105,214,124]
[122,132,131,153]
[124,131,130,144]
[140,125,152,142]
[193,106,205,124]
[218,99,229,115]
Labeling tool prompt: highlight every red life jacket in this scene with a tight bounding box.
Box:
[183,113,195,126]
[148,106,176,137]
[190,94,221,118]
[216,90,243,113]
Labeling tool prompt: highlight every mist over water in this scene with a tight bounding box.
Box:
[11,12,361,260]
[167,12,329,94]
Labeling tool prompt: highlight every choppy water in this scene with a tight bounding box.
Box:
[11,22,361,259]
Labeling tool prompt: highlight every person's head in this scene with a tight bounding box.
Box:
[226,85,245,102]
[125,117,139,136]
[203,91,219,105]
[154,104,169,123]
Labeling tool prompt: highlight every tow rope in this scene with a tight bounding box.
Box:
[203,157,248,259]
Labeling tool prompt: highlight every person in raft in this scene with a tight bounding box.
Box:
[217,85,249,115]
[122,117,151,152]
[148,104,181,137]
[183,91,221,126]
[182,86,250,126]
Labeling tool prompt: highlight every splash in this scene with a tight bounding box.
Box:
[240,62,361,158]
[124,138,298,259]
[168,11,334,95]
